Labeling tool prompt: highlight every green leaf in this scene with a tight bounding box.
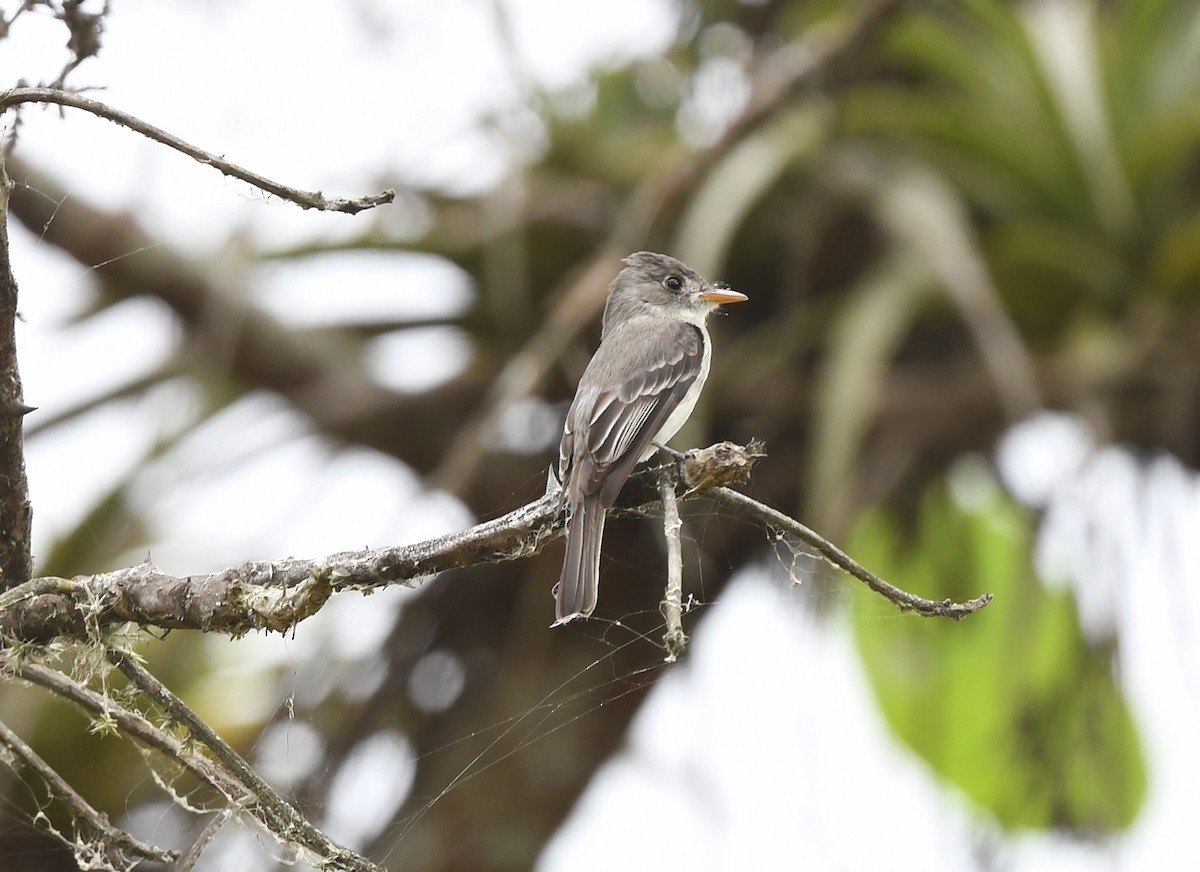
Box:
[850,472,1146,833]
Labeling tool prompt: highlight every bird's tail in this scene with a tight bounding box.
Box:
[555,495,604,624]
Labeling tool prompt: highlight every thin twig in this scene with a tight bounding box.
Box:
[0,715,177,865]
[175,808,233,872]
[0,87,394,214]
[711,486,993,618]
[657,467,687,661]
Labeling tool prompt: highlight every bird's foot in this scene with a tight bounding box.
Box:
[651,442,692,486]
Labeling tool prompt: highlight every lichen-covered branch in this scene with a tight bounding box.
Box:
[0,442,991,644]
[0,715,176,867]
[6,655,381,872]
[109,649,383,872]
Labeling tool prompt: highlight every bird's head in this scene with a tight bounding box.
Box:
[602,251,747,333]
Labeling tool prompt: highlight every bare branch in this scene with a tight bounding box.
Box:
[175,809,233,872]
[0,87,394,214]
[0,715,177,866]
[0,139,33,592]
[710,485,993,619]
[0,441,991,643]
[657,467,687,661]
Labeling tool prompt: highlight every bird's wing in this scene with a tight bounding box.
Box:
[560,320,704,507]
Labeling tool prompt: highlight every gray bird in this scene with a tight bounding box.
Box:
[555,251,747,623]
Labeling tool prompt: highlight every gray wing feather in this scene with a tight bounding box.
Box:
[560,319,704,506]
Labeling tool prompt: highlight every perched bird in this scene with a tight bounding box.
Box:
[555,251,747,623]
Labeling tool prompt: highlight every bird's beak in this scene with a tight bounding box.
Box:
[699,282,748,305]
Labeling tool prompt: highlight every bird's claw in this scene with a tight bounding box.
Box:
[652,442,692,486]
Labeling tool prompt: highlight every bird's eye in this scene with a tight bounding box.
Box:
[664,275,683,292]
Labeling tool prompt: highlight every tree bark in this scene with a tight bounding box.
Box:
[0,149,33,592]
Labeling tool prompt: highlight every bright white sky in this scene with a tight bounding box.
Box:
[3,2,1196,871]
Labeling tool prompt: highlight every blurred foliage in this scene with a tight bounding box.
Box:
[851,468,1146,833]
[847,0,1200,317]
